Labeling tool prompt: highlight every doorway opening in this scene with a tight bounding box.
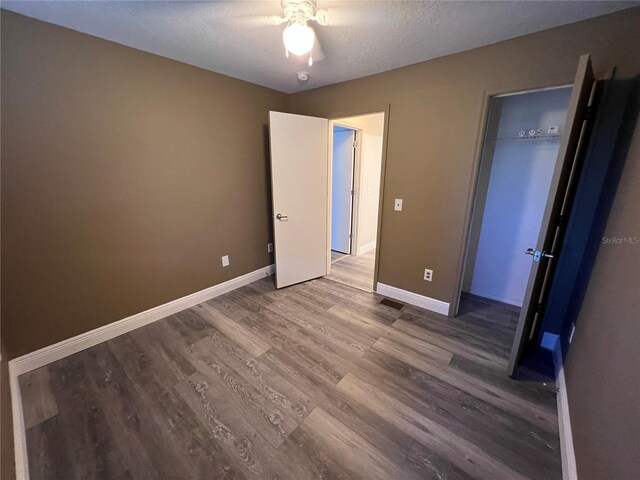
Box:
[327,112,385,292]
[458,85,574,374]
[330,125,357,256]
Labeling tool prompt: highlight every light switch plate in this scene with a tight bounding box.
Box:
[394,199,403,211]
[221,255,230,267]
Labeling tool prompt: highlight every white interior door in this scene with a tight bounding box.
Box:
[331,129,355,254]
[269,111,329,289]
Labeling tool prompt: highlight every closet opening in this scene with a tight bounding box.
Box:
[458,85,574,372]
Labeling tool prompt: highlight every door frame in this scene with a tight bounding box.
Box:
[325,105,391,291]
[330,123,361,256]
[450,83,573,317]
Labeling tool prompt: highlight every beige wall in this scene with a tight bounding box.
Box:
[1,11,287,357]
[289,8,640,307]
[334,113,384,253]
[564,111,639,480]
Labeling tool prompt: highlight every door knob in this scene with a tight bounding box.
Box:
[524,248,541,261]
[524,248,553,261]
[275,213,288,221]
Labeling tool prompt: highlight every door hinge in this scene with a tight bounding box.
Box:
[349,233,352,239]
[351,189,355,195]
[585,105,593,119]
[352,141,357,148]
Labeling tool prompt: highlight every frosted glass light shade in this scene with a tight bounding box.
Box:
[283,22,315,56]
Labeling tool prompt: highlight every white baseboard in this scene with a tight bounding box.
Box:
[9,264,274,376]
[9,361,28,480]
[8,264,274,480]
[357,241,376,255]
[376,283,449,316]
[552,337,578,480]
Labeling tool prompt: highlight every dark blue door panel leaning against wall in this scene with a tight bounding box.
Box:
[539,71,638,356]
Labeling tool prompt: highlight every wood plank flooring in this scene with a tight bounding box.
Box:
[330,251,348,263]
[19,277,561,479]
[326,250,375,292]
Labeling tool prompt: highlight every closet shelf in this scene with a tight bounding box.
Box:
[491,134,561,143]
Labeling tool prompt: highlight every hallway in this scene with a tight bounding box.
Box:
[327,250,375,292]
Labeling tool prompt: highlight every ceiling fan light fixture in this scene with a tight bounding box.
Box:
[283,22,315,56]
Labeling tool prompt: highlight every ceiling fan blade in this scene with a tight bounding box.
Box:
[312,8,329,26]
[311,27,325,62]
[233,13,286,27]
[315,5,389,27]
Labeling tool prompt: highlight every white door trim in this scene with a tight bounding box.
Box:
[330,127,357,254]
[328,122,363,271]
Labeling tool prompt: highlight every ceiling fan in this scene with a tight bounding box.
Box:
[270,0,329,67]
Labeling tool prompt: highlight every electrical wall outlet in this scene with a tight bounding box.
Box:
[267,243,274,253]
[394,199,403,211]
[221,255,230,267]
[424,268,433,282]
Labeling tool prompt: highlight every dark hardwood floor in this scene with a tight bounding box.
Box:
[19,277,561,479]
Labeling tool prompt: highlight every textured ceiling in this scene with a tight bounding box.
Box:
[2,1,636,93]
